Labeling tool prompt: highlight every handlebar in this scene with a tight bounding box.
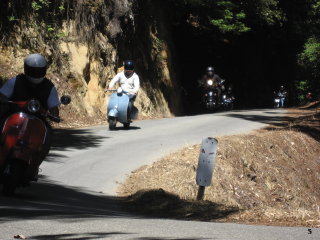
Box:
[3,100,62,123]
[48,114,61,123]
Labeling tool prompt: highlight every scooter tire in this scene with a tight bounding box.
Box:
[2,159,27,196]
[123,123,130,129]
[108,118,117,130]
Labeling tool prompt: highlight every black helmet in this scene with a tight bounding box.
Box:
[124,60,134,70]
[24,53,47,84]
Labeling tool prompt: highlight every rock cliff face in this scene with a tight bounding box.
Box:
[0,0,183,125]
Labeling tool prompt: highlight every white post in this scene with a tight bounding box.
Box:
[196,137,218,200]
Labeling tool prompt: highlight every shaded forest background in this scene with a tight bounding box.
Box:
[170,0,320,111]
[0,0,319,117]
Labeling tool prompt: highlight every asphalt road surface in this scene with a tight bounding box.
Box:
[1,109,319,240]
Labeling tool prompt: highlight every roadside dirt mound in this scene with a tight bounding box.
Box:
[118,107,320,227]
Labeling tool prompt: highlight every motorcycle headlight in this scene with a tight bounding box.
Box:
[223,95,226,99]
[207,80,213,86]
[27,99,41,113]
[208,91,213,96]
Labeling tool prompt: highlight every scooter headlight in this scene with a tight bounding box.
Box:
[207,80,213,86]
[27,99,41,113]
[223,94,226,99]
[208,91,213,96]
[117,87,123,94]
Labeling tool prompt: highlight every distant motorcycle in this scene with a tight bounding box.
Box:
[274,96,281,108]
[106,88,138,130]
[274,92,286,108]
[202,79,222,111]
[0,96,71,195]
[221,94,235,110]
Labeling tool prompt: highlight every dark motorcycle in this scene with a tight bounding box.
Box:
[221,93,235,110]
[203,87,219,110]
[0,96,70,195]
[274,92,286,108]
[202,79,222,111]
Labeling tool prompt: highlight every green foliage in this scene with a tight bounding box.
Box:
[295,80,310,102]
[297,36,320,101]
[8,15,18,22]
[210,1,251,34]
[254,0,285,25]
[32,0,50,11]
[172,0,251,35]
[29,0,68,40]
[299,36,320,70]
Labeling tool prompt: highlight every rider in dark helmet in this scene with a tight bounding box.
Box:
[198,66,225,102]
[0,53,60,116]
[108,60,140,120]
[124,60,135,77]
[0,54,61,177]
[274,85,288,107]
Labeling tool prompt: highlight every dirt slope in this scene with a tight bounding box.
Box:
[118,105,320,227]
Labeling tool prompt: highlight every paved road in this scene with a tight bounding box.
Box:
[1,109,319,240]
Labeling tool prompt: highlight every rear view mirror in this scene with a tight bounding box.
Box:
[61,95,71,105]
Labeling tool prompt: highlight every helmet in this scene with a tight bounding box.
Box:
[124,60,134,70]
[206,66,214,77]
[24,53,47,84]
[206,66,214,73]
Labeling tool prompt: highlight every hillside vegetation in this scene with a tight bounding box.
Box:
[1,0,320,119]
[0,0,183,124]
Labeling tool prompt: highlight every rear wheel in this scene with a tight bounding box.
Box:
[108,118,117,130]
[2,159,27,196]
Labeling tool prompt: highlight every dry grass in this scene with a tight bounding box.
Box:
[118,104,320,227]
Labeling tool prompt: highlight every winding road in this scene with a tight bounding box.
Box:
[0,109,319,240]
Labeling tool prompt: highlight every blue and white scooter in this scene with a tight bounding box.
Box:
[106,88,138,130]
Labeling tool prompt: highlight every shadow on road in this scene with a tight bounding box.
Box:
[0,180,237,223]
[0,177,128,222]
[110,126,141,131]
[121,189,239,222]
[51,128,109,151]
[43,128,109,162]
[0,180,226,239]
[27,232,127,240]
[30,233,207,240]
[224,110,293,127]
[0,180,236,222]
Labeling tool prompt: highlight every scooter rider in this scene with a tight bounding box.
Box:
[0,53,61,176]
[0,53,60,117]
[108,60,140,118]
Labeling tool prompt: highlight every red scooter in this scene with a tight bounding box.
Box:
[0,96,70,195]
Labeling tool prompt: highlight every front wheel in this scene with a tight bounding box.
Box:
[108,118,117,130]
[2,159,27,196]
[123,122,130,129]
